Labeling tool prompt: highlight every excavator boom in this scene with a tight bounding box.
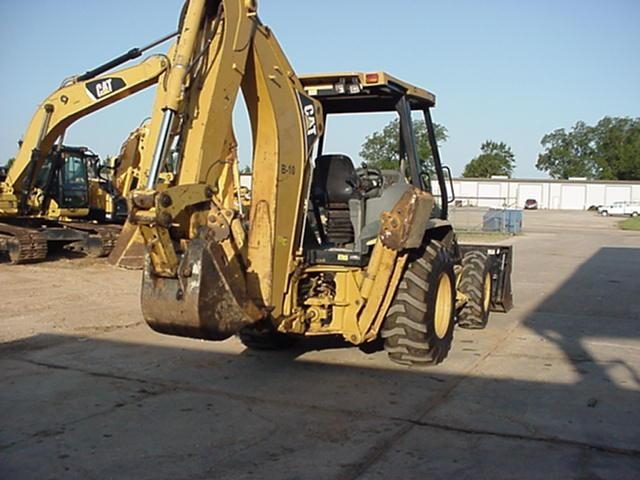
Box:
[3,54,169,211]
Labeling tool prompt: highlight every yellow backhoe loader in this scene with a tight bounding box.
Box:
[0,32,176,263]
[129,0,513,365]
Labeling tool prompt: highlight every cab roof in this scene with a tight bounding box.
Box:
[299,71,436,114]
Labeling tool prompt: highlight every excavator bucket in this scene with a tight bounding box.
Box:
[140,238,262,340]
[107,221,146,269]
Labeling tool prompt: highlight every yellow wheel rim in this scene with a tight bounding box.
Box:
[434,273,453,339]
[483,272,492,313]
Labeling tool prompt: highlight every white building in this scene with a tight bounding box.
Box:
[436,177,640,210]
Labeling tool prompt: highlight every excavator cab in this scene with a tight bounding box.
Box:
[57,148,92,209]
[31,146,94,215]
[38,146,129,223]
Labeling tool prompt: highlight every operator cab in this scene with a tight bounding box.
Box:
[34,146,97,213]
[300,72,452,265]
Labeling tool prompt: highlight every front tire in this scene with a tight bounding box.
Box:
[381,240,456,366]
[457,250,493,329]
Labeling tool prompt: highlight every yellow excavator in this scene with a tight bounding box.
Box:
[128,0,513,365]
[0,32,176,263]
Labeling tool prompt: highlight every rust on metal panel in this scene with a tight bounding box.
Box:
[379,187,434,251]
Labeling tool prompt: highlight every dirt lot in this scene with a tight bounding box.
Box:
[1,210,639,479]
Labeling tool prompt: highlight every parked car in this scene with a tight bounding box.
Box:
[599,201,640,217]
[524,198,538,210]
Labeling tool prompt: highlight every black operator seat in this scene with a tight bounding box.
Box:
[311,154,361,206]
[311,154,362,245]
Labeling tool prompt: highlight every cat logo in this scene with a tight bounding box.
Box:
[85,77,127,101]
[94,79,113,98]
[297,92,320,155]
[303,104,317,136]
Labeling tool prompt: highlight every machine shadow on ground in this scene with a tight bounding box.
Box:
[1,248,639,479]
[522,246,640,385]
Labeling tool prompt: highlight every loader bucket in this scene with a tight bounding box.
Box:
[107,221,146,269]
[141,238,262,340]
[459,244,513,312]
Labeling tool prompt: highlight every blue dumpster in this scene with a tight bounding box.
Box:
[482,209,522,234]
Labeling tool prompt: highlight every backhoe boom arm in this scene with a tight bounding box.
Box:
[131,0,324,339]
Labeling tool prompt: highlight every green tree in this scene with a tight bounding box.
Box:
[536,117,640,180]
[591,117,640,180]
[3,157,15,169]
[462,141,516,178]
[536,122,599,179]
[240,165,252,174]
[360,118,448,170]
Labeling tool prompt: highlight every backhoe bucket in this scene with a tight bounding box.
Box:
[108,221,146,269]
[460,244,513,312]
[141,238,262,340]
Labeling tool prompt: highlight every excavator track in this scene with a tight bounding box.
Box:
[90,225,120,257]
[63,222,122,257]
[0,223,48,264]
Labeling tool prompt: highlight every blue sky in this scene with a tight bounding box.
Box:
[1,0,639,178]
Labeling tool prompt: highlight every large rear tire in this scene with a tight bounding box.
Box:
[457,250,493,329]
[381,240,456,366]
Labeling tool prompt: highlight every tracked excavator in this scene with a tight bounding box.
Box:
[0,32,176,263]
[129,0,513,365]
